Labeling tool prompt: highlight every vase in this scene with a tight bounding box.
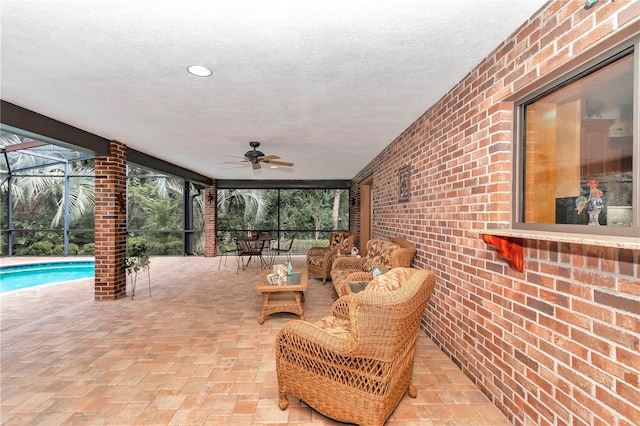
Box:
[586,180,604,226]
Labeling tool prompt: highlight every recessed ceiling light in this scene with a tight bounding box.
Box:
[187,65,212,77]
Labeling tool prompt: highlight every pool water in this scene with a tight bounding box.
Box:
[0,261,95,293]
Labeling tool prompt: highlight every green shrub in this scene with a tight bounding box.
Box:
[79,243,95,255]
[146,240,182,255]
[17,240,61,256]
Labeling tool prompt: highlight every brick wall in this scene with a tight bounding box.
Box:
[94,141,127,300]
[351,1,639,425]
[204,185,217,257]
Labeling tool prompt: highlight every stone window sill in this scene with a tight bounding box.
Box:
[481,229,640,273]
[482,229,640,250]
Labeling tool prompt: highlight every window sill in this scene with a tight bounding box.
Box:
[482,229,640,250]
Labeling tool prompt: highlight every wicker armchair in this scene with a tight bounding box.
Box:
[330,237,416,298]
[306,231,358,284]
[276,267,436,426]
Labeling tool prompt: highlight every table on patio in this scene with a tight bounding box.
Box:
[235,235,275,273]
[253,268,308,324]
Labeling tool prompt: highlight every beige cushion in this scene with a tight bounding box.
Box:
[337,238,351,254]
[315,315,353,339]
[307,255,326,267]
[330,269,354,285]
[362,239,400,271]
[366,267,414,292]
[329,232,354,255]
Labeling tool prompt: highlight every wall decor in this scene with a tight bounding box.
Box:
[398,165,410,202]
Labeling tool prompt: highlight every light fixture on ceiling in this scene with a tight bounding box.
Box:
[187,65,212,77]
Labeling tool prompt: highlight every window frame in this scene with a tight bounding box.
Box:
[512,36,639,238]
[215,187,352,255]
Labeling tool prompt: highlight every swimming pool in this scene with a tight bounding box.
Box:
[0,261,95,293]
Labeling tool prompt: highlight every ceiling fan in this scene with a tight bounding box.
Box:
[241,141,294,170]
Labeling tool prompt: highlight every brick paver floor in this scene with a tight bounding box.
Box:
[1,256,511,425]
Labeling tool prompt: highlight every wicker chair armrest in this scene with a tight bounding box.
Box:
[345,271,374,282]
[306,246,330,256]
[332,256,366,271]
[340,271,374,296]
[323,249,336,264]
[277,319,355,354]
[330,295,355,319]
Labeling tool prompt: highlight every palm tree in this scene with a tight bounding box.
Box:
[217,189,271,233]
[2,135,211,256]
[1,132,95,254]
[1,134,95,227]
[49,166,95,228]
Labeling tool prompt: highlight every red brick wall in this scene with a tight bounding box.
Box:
[94,141,127,300]
[351,2,640,425]
[204,185,217,257]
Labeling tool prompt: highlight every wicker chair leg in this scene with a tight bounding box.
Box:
[278,394,289,410]
[408,384,417,398]
[330,286,339,300]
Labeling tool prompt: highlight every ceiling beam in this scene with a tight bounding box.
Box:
[216,180,350,189]
[1,100,110,156]
[127,148,213,186]
[1,100,213,186]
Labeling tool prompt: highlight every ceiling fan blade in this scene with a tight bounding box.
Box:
[252,162,261,170]
[264,159,294,167]
[259,154,280,161]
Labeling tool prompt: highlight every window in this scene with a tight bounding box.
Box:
[216,188,350,254]
[515,41,638,237]
[1,130,95,256]
[127,166,204,255]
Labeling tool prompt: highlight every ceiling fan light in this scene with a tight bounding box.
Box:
[187,65,212,77]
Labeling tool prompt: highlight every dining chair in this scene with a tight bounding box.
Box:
[270,234,295,265]
[216,237,239,273]
[235,237,267,274]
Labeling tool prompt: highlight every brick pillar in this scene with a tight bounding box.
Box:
[204,185,217,257]
[94,141,127,300]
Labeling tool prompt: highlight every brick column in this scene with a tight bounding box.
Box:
[204,185,217,257]
[94,141,127,300]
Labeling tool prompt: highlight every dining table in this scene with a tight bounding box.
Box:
[235,235,275,273]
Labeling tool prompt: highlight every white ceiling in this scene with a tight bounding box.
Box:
[0,0,548,181]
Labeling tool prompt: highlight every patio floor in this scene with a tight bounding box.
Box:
[0,256,511,425]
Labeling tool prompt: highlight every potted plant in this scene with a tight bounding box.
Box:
[124,238,151,299]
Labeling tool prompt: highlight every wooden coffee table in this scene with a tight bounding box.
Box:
[254,268,308,324]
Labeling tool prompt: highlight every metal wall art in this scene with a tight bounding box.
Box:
[398,165,410,202]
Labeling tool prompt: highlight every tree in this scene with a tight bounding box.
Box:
[216,189,271,234]
[1,133,96,255]
[126,172,184,255]
[49,167,95,228]
[332,189,341,230]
